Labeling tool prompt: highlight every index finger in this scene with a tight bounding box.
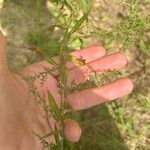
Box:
[18,46,106,76]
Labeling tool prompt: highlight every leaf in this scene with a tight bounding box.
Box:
[64,0,75,11]
[48,91,62,121]
[42,131,60,139]
[67,55,86,66]
[68,7,91,37]
[59,65,68,87]
[80,0,92,10]
[27,31,60,58]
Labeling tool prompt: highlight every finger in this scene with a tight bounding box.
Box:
[64,119,81,142]
[19,46,106,76]
[67,52,127,86]
[67,45,106,69]
[66,78,133,110]
[0,31,8,74]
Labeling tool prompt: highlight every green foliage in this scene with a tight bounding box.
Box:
[137,94,150,110]
[68,70,127,94]
[47,0,92,50]
[23,0,135,149]
[34,131,59,149]
[67,7,91,38]
[24,3,93,149]
[27,31,60,58]
[23,66,56,87]
[107,102,134,135]
[138,37,150,57]
[67,55,86,66]
[19,0,150,149]
[49,0,91,13]
[48,91,63,121]
[92,0,150,50]
[75,104,129,150]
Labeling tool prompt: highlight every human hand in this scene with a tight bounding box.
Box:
[0,32,133,149]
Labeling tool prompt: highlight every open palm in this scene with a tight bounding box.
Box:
[0,32,133,149]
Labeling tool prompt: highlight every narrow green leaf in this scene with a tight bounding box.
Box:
[68,7,91,37]
[48,91,62,121]
[64,0,75,11]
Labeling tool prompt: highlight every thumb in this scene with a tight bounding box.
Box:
[0,31,8,74]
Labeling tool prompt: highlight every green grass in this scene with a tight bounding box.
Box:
[75,104,129,150]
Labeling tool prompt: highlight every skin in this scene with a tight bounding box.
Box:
[0,31,133,149]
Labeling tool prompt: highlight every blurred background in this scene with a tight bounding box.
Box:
[0,0,149,149]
